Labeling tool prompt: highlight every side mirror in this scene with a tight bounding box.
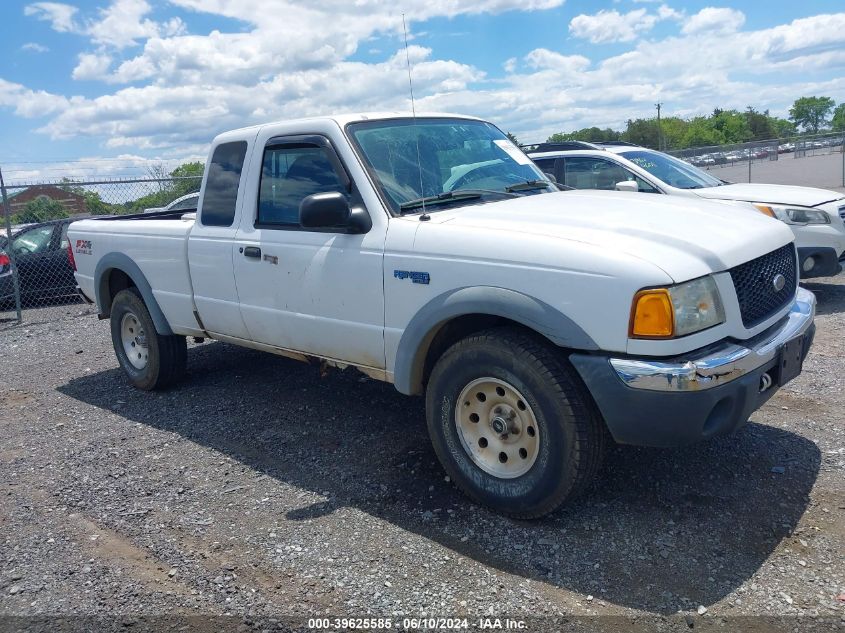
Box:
[615,180,639,193]
[299,191,371,234]
[300,192,351,229]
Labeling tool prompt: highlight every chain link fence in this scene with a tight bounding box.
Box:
[668,131,845,190]
[1,172,202,325]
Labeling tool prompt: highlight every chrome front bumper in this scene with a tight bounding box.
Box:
[610,287,816,392]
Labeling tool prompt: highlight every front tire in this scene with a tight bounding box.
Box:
[425,327,605,519]
[110,288,186,390]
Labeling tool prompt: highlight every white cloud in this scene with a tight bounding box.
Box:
[37,46,483,147]
[21,42,50,53]
[24,2,78,32]
[682,7,745,35]
[569,8,664,44]
[72,53,113,80]
[87,0,185,49]
[7,2,845,154]
[25,0,187,50]
[524,49,590,73]
[0,78,68,118]
[657,4,683,21]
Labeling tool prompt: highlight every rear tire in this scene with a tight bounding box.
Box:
[425,327,605,519]
[110,288,186,390]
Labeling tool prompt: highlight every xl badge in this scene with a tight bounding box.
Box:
[772,273,786,293]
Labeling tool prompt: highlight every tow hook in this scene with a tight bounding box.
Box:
[759,372,773,393]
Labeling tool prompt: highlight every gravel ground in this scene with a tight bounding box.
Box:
[0,276,844,631]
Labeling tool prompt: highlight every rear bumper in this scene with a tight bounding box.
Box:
[797,246,842,278]
[570,288,815,447]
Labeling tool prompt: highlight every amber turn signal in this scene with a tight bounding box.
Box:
[753,204,776,218]
[630,289,675,338]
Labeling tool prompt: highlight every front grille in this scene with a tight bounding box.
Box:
[838,205,845,224]
[729,244,797,328]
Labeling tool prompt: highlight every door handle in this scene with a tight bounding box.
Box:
[243,246,261,258]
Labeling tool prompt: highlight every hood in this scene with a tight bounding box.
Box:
[693,182,845,208]
[421,190,794,282]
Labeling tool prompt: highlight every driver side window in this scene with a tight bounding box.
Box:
[257,145,347,228]
[563,157,658,193]
[12,225,55,256]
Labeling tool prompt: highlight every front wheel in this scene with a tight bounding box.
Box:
[110,288,186,390]
[425,327,605,518]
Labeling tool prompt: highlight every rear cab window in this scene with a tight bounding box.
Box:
[200,141,248,227]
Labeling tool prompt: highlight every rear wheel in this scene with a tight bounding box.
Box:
[425,327,605,519]
[110,288,186,390]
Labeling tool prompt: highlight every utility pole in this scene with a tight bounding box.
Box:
[655,102,663,151]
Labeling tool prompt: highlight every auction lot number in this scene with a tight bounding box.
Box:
[308,618,471,630]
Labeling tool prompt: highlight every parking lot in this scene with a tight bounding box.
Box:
[705,151,845,191]
[1,271,843,629]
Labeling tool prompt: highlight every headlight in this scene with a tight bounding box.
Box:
[630,276,725,339]
[754,204,831,225]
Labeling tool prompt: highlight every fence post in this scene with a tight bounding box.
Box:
[747,154,752,183]
[0,166,23,323]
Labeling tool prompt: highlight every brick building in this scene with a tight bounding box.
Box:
[5,185,88,216]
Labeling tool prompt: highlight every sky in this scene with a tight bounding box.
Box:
[1,0,844,182]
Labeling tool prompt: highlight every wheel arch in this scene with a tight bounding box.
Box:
[393,286,598,395]
[94,253,174,335]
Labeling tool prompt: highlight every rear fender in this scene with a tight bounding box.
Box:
[94,253,173,335]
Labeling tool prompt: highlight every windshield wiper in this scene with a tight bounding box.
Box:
[399,189,517,213]
[504,180,553,193]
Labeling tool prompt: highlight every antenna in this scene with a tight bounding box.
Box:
[402,13,428,218]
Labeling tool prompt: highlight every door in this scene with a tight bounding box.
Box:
[9,224,60,302]
[562,157,659,192]
[233,134,386,369]
[188,139,253,338]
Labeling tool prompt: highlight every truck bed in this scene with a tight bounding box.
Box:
[68,212,199,334]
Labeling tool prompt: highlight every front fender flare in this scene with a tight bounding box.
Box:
[94,252,173,336]
[393,286,597,395]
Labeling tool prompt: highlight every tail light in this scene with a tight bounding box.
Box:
[67,242,76,271]
[0,252,9,273]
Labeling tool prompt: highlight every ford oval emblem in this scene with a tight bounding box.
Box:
[772,273,786,292]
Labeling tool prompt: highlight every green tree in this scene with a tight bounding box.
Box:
[658,117,689,150]
[744,107,777,140]
[506,132,520,145]
[770,117,796,138]
[710,109,752,143]
[623,118,659,148]
[789,96,835,134]
[127,161,205,213]
[12,196,69,224]
[832,104,845,132]
[682,116,724,148]
[59,179,120,215]
[547,127,622,143]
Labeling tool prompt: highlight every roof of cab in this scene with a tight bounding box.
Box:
[212,111,483,144]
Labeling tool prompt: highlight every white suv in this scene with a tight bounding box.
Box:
[526,141,845,279]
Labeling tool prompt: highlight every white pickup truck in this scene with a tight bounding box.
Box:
[68,113,816,518]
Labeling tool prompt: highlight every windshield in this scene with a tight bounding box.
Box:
[620,150,723,189]
[347,118,554,213]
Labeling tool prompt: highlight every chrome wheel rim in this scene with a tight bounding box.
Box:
[120,312,148,370]
[455,377,539,479]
